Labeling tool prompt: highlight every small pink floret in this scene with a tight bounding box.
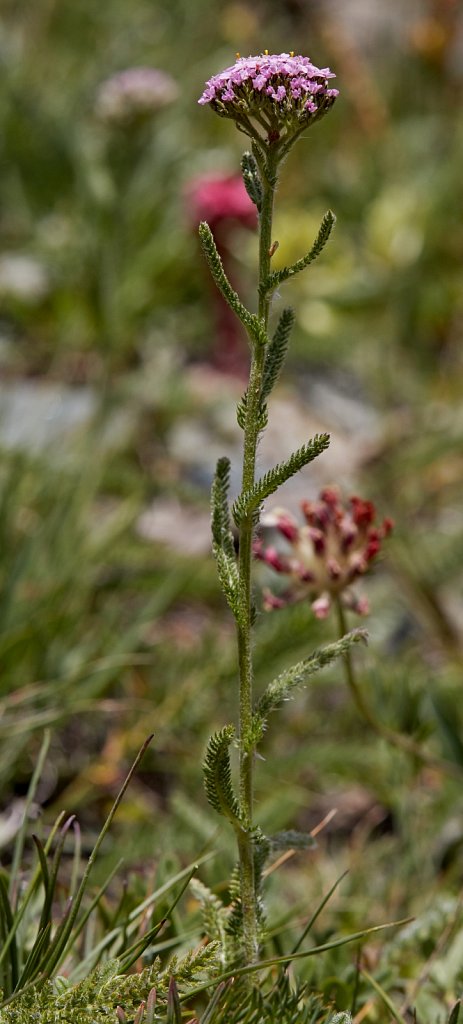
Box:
[312,594,331,619]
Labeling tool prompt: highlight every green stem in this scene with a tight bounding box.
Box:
[335,599,463,779]
[236,146,278,966]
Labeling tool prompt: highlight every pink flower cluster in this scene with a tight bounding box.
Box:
[95,68,178,126]
[198,52,338,140]
[254,487,393,619]
[186,175,257,232]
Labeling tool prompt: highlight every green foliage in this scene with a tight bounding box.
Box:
[191,972,348,1024]
[0,739,155,1002]
[261,307,296,406]
[241,152,262,212]
[236,390,268,433]
[0,444,193,794]
[262,211,336,295]
[214,547,241,624]
[202,727,243,829]
[254,630,368,736]
[189,879,230,960]
[211,458,235,562]
[232,434,330,527]
[267,830,316,853]
[210,458,242,621]
[0,946,220,1024]
[0,966,353,1024]
[166,976,182,1023]
[225,828,270,953]
[198,223,267,348]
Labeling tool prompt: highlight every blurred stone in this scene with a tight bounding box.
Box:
[0,382,136,455]
[0,382,95,452]
[0,254,50,304]
[168,365,383,508]
[0,800,27,850]
[137,497,212,556]
[324,0,421,50]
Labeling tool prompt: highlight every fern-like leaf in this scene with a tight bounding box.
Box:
[162,943,221,986]
[226,830,269,954]
[210,458,242,622]
[236,389,268,432]
[268,830,316,853]
[241,152,262,211]
[262,210,336,295]
[202,728,243,829]
[255,629,368,729]
[211,457,235,560]
[236,391,247,430]
[190,880,230,961]
[261,307,295,404]
[233,434,330,526]
[199,222,267,348]
[214,548,242,624]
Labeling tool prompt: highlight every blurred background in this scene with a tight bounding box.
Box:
[0,0,463,1013]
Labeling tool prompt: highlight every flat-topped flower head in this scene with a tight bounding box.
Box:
[254,487,393,619]
[199,51,338,147]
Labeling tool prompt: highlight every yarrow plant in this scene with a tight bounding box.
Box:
[255,487,393,619]
[197,51,394,975]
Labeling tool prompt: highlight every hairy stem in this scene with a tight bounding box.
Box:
[237,146,278,965]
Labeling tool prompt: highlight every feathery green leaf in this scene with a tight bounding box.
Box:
[233,434,330,526]
[189,879,230,955]
[261,308,295,404]
[213,548,242,624]
[211,457,235,560]
[236,389,268,432]
[255,630,368,728]
[211,458,241,621]
[202,727,243,829]
[199,222,267,348]
[268,830,316,853]
[241,152,262,211]
[262,210,336,295]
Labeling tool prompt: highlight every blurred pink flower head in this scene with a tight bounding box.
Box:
[95,68,178,126]
[254,487,393,619]
[199,51,338,144]
[187,174,257,232]
[187,174,257,375]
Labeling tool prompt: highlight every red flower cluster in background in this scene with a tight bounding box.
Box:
[254,487,393,619]
[187,174,257,375]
